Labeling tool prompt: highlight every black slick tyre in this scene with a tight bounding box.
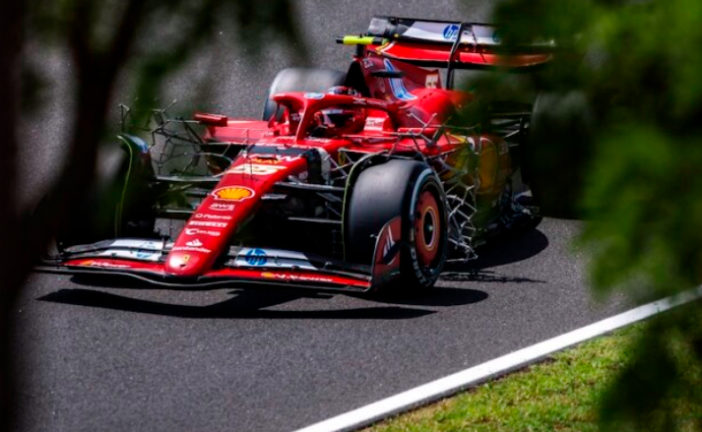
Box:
[346,159,448,293]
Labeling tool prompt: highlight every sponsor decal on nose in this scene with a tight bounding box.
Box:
[212,186,255,201]
[227,164,285,176]
[209,203,236,212]
[194,213,232,220]
[184,228,221,237]
[188,221,227,228]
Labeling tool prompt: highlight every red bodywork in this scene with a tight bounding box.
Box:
[51,18,545,292]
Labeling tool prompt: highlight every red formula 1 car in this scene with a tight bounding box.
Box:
[40,17,550,294]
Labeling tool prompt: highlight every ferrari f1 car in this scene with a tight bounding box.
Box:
[40,17,552,294]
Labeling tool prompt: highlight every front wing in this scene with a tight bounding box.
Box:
[37,219,402,293]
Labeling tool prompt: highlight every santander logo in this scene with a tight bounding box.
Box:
[184,228,221,237]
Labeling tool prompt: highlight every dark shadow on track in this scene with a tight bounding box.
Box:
[37,288,436,320]
[440,270,545,284]
[457,228,550,271]
[439,227,549,284]
[356,287,488,307]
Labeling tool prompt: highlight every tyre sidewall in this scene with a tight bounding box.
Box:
[345,159,448,292]
[401,168,448,290]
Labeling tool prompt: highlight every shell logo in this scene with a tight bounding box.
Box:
[212,186,255,201]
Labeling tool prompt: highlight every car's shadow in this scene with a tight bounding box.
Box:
[36,286,487,320]
[442,227,549,284]
[36,227,548,319]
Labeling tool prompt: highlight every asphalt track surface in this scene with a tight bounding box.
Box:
[15,2,630,431]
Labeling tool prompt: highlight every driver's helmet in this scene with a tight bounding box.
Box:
[327,86,360,97]
[313,86,365,136]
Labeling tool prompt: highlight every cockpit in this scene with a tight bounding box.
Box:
[269,86,395,140]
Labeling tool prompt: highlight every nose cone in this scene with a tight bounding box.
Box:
[165,252,208,277]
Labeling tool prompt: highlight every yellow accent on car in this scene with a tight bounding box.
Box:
[213,187,254,201]
[342,35,381,46]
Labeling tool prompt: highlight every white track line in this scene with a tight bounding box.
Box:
[295,286,702,432]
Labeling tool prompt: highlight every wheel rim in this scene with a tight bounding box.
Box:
[415,190,441,266]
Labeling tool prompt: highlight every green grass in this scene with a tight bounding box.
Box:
[364,325,643,432]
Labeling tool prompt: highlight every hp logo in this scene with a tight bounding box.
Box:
[244,248,268,266]
[443,24,460,41]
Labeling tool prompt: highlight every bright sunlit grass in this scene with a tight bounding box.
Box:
[364,324,642,432]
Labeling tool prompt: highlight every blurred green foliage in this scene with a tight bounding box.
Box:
[472,0,702,430]
[2,2,305,429]
[24,0,306,131]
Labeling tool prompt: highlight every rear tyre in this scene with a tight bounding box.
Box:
[262,67,347,120]
[346,159,448,293]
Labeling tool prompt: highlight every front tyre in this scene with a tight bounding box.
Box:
[346,159,448,293]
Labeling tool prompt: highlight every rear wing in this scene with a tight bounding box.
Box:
[368,17,507,46]
[340,16,555,88]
